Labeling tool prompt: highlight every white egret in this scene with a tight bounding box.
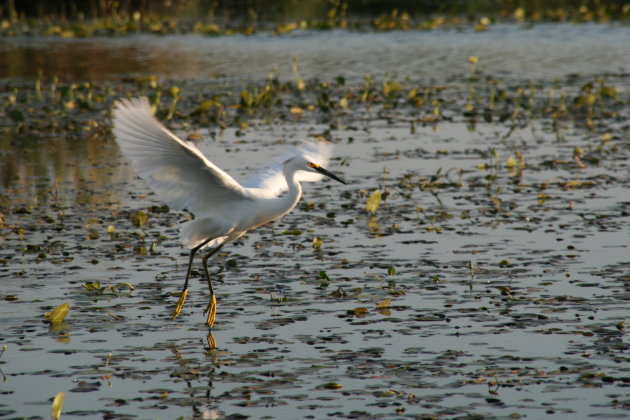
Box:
[112,97,346,327]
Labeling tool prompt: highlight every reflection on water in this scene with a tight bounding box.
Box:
[0,132,131,208]
[0,24,629,81]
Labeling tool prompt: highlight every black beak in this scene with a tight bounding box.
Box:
[314,166,347,185]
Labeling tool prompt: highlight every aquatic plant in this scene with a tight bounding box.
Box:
[2,1,628,38]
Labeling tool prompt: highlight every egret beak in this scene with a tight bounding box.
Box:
[309,162,347,185]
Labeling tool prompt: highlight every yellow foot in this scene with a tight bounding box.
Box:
[204,295,217,328]
[207,332,217,349]
[171,289,189,319]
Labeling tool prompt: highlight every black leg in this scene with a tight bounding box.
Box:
[172,237,215,320]
[181,238,214,293]
[180,248,197,294]
[201,243,225,328]
[201,243,224,296]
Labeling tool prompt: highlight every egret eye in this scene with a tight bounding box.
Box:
[308,161,320,169]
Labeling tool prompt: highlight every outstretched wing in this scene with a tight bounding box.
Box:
[112,97,250,214]
[244,139,334,196]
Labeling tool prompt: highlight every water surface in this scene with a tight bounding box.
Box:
[0,23,628,420]
[1,23,629,81]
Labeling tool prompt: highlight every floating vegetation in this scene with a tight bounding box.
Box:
[318,270,332,288]
[51,391,64,420]
[131,210,148,227]
[1,67,626,154]
[365,190,382,214]
[43,303,70,324]
[1,1,629,38]
[82,281,135,295]
[312,236,324,249]
[0,25,628,420]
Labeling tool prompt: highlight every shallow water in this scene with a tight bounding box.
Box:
[1,24,629,420]
[2,117,629,418]
[1,23,630,82]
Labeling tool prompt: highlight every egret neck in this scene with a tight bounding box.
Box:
[267,159,304,222]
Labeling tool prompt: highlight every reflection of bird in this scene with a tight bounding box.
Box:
[112,97,346,328]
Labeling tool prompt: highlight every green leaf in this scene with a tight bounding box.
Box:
[240,89,253,107]
[51,391,64,420]
[319,271,331,282]
[134,246,147,255]
[318,271,331,288]
[82,281,101,291]
[169,86,181,98]
[505,156,518,168]
[44,303,70,324]
[317,382,343,390]
[387,266,396,276]
[131,210,148,227]
[312,237,324,249]
[347,307,369,317]
[366,190,382,214]
[16,228,26,240]
[113,283,135,292]
[376,298,391,308]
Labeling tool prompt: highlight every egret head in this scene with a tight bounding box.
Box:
[284,155,347,185]
[306,160,346,184]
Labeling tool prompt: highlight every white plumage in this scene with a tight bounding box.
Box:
[112,97,346,327]
[244,140,334,195]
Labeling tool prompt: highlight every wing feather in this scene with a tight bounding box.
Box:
[112,97,250,214]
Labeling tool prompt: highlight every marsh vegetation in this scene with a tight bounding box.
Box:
[0,2,628,419]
